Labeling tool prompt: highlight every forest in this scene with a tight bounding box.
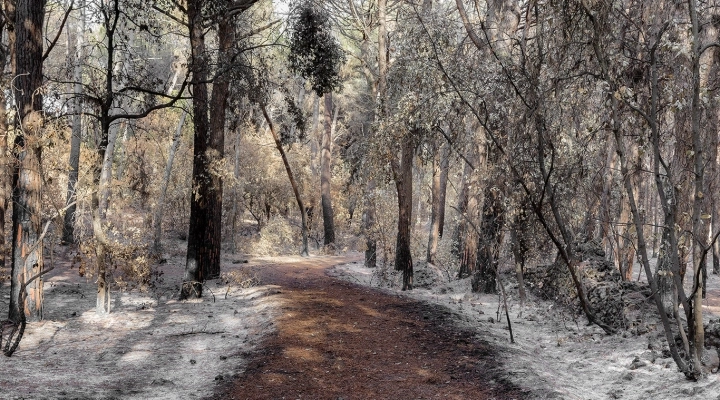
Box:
[2,0,720,398]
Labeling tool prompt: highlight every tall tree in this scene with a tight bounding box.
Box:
[181,0,259,297]
[321,93,336,248]
[426,138,449,264]
[62,0,85,244]
[9,0,46,322]
[0,2,11,271]
[288,2,345,251]
[182,0,214,297]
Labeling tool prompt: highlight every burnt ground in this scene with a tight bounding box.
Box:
[211,257,529,400]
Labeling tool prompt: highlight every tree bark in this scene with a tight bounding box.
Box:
[0,6,10,270]
[203,13,234,277]
[182,0,215,298]
[363,179,377,268]
[92,121,120,315]
[437,140,450,238]
[473,188,503,294]
[62,0,84,244]
[9,0,46,323]
[321,93,336,248]
[427,139,450,264]
[393,137,414,290]
[510,223,527,304]
[688,0,706,365]
[426,141,442,264]
[457,141,484,278]
[0,84,7,271]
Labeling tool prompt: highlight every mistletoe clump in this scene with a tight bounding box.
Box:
[288,3,345,95]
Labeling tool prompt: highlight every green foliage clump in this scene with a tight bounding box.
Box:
[288,3,345,96]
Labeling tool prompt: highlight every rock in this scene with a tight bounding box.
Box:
[704,320,720,349]
[681,386,704,396]
[620,371,634,381]
[628,357,648,370]
[640,350,658,364]
[702,348,720,374]
[524,239,652,332]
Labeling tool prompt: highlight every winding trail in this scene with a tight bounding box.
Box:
[211,255,526,400]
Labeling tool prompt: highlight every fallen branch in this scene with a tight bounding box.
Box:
[170,330,227,337]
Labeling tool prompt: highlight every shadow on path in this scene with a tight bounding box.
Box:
[211,256,528,400]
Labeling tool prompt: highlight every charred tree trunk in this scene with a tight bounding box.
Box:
[393,138,415,291]
[363,180,377,268]
[688,0,707,364]
[0,83,7,271]
[472,188,503,294]
[0,1,13,273]
[9,0,46,322]
[182,0,214,298]
[510,222,527,304]
[0,7,9,270]
[321,93,336,248]
[203,14,234,278]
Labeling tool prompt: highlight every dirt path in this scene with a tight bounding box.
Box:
[212,256,527,400]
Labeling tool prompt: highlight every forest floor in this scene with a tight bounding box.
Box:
[328,259,720,399]
[0,245,523,400]
[2,245,720,399]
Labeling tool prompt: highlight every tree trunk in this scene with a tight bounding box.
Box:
[426,140,443,264]
[363,179,377,268]
[98,120,121,218]
[310,93,320,175]
[688,0,706,366]
[9,0,46,323]
[262,105,309,256]
[182,0,214,298]
[393,138,414,290]
[511,224,527,304]
[92,120,120,315]
[473,188,503,294]
[231,119,242,253]
[203,13,234,278]
[62,0,84,244]
[0,1,14,271]
[437,140,450,238]
[427,140,450,264]
[452,154,472,259]
[458,142,484,278]
[152,111,186,255]
[321,93,336,248]
[0,86,7,271]
[0,15,8,269]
